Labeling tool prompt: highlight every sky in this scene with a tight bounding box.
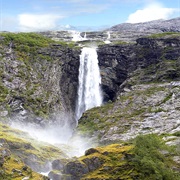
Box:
[0,0,179,32]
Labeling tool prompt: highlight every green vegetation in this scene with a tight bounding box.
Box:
[173,131,180,137]
[111,40,128,45]
[131,134,180,180]
[148,32,180,38]
[0,32,53,48]
[78,102,115,136]
[71,134,180,179]
[161,92,173,104]
[0,32,78,50]
[0,155,47,180]
[0,123,67,164]
[0,82,9,103]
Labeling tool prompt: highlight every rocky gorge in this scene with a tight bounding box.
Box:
[0,18,180,179]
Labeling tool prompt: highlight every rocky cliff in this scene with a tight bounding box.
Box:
[98,33,180,102]
[0,31,180,179]
[77,33,180,144]
[0,33,80,128]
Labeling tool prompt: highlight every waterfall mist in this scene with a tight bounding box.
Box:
[8,46,103,160]
[76,47,103,120]
[10,112,74,144]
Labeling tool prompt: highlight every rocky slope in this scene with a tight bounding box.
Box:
[0,30,180,179]
[0,33,80,128]
[77,33,180,143]
[109,17,180,32]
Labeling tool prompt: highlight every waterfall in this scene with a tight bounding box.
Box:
[70,30,87,41]
[107,31,111,39]
[104,31,111,44]
[84,32,87,40]
[76,47,102,120]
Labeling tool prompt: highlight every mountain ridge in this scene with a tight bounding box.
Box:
[108,17,180,32]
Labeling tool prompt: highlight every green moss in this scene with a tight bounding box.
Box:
[161,93,173,104]
[80,144,133,180]
[112,41,128,45]
[0,83,8,103]
[148,32,180,38]
[0,155,46,180]
[0,123,67,164]
[173,131,180,137]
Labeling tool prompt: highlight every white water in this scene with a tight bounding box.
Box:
[104,31,111,44]
[70,30,87,41]
[76,47,102,120]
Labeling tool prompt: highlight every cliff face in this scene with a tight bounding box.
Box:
[0,32,179,130]
[78,33,180,145]
[98,34,180,102]
[0,31,180,180]
[0,33,80,127]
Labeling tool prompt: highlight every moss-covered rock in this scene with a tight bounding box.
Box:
[0,123,68,173]
[61,134,180,180]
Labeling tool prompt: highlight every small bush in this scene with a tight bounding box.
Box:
[131,134,180,179]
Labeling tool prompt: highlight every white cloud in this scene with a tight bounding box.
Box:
[18,14,63,31]
[126,2,177,23]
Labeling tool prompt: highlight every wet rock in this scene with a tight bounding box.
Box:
[0,148,11,158]
[82,157,103,172]
[48,171,62,180]
[52,159,64,171]
[85,148,99,156]
[64,160,89,179]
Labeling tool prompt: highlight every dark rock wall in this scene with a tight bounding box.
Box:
[97,45,129,101]
[98,36,180,102]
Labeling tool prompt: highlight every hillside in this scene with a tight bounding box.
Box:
[109,17,180,32]
[0,30,180,179]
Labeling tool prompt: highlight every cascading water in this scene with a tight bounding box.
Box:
[76,47,102,120]
[70,30,87,41]
[104,31,111,44]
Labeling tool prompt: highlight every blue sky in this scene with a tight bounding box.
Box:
[0,0,179,31]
